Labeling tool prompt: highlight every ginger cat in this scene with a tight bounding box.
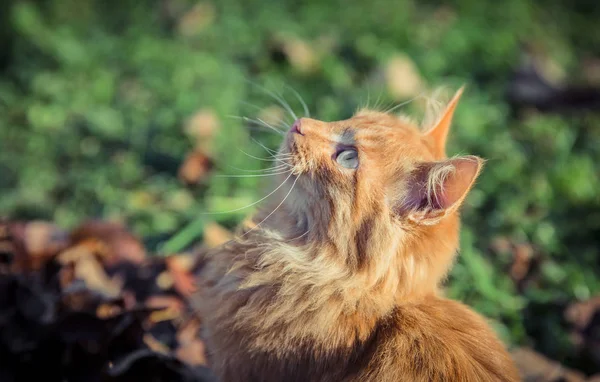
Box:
[194,88,520,381]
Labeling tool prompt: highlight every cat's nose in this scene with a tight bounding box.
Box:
[290,119,304,135]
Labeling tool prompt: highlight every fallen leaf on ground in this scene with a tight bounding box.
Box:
[185,109,220,154]
[58,243,122,298]
[70,220,146,266]
[176,338,207,366]
[177,2,215,37]
[257,105,287,128]
[24,221,69,268]
[143,333,171,354]
[96,302,123,319]
[384,54,424,100]
[275,35,319,74]
[203,222,233,248]
[510,243,536,283]
[178,151,213,186]
[177,317,202,345]
[74,254,123,298]
[166,256,197,296]
[511,347,586,382]
[146,295,185,316]
[565,296,600,331]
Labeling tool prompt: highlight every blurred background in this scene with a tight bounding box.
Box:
[1,0,599,378]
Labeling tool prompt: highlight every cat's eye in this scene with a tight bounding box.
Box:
[335,148,359,169]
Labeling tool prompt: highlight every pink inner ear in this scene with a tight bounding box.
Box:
[400,157,481,215]
[435,157,481,210]
[402,164,434,211]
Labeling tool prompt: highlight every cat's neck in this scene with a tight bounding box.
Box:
[230,209,458,348]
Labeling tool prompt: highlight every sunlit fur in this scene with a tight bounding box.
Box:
[194,92,520,381]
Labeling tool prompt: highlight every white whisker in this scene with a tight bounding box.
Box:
[248,140,294,168]
[290,228,310,241]
[240,101,292,130]
[251,138,278,155]
[241,175,299,237]
[272,90,298,121]
[285,85,310,117]
[201,172,295,215]
[373,88,385,111]
[228,115,284,135]
[245,80,298,121]
[383,92,426,114]
[238,148,291,164]
[228,163,290,173]
[214,170,291,178]
[256,117,285,133]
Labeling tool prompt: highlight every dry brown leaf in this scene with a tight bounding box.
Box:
[149,309,181,324]
[510,243,535,283]
[146,295,185,324]
[178,151,213,186]
[146,295,185,312]
[565,296,600,331]
[185,109,220,154]
[70,220,146,266]
[203,222,233,249]
[156,270,175,290]
[278,36,319,74]
[490,236,512,254]
[24,221,68,265]
[238,217,257,234]
[4,221,66,272]
[166,253,195,272]
[143,333,171,355]
[385,54,424,100]
[177,2,215,37]
[257,105,287,128]
[58,239,110,264]
[73,255,122,298]
[176,339,207,366]
[165,256,197,297]
[24,221,66,253]
[511,347,586,382]
[175,316,207,366]
[177,317,202,345]
[96,303,122,319]
[58,242,122,298]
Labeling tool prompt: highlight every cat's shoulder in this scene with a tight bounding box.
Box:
[364,298,520,382]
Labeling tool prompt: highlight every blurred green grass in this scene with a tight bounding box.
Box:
[1,0,599,370]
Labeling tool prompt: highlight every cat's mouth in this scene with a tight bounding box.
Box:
[281,120,313,178]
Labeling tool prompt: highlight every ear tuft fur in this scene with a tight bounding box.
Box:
[397,155,483,225]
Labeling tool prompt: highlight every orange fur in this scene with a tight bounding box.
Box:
[193,89,520,381]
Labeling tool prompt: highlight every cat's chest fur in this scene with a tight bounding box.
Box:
[194,246,519,382]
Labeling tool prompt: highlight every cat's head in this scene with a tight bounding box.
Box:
[266,88,483,292]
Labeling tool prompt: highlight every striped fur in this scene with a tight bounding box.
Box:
[194,89,520,381]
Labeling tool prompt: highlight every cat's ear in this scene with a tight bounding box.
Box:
[396,155,483,225]
[424,86,464,159]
